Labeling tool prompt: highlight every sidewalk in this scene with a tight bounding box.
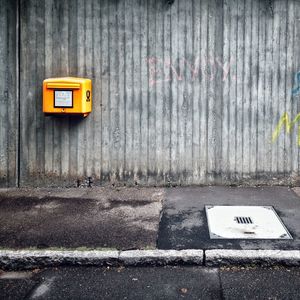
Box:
[0,187,164,250]
[0,186,300,269]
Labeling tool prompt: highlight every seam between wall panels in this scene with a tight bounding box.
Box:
[16,0,20,187]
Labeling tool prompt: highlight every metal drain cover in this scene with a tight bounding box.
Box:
[205,206,292,239]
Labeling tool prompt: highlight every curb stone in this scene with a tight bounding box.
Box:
[0,250,203,270]
[0,250,120,270]
[1,249,300,270]
[205,250,300,267]
[119,250,203,266]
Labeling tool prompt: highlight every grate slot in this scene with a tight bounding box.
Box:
[234,216,253,224]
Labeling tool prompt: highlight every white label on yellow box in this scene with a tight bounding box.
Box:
[54,90,73,108]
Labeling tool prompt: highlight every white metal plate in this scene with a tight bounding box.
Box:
[205,206,292,239]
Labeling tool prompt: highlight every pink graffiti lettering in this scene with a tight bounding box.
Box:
[215,57,234,81]
[148,57,173,87]
[183,57,200,80]
[164,58,183,82]
[147,56,234,87]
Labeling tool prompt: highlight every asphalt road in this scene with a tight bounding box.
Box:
[1,266,300,300]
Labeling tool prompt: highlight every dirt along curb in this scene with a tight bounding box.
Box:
[1,249,300,270]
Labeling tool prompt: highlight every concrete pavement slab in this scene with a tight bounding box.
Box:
[158,186,300,250]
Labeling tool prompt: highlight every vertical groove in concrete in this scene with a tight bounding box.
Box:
[16,0,21,187]
[0,0,17,187]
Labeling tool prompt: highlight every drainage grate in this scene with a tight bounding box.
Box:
[205,206,293,240]
[234,216,253,224]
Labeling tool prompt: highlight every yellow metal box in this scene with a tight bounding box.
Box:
[43,77,92,117]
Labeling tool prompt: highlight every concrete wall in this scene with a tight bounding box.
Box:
[2,0,300,187]
[0,0,18,187]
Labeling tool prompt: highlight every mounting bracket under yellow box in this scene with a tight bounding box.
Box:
[43,77,92,117]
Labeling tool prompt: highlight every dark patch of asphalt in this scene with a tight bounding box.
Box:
[0,270,39,300]
[0,188,164,250]
[220,266,300,299]
[1,266,300,300]
[157,186,300,250]
[0,266,221,300]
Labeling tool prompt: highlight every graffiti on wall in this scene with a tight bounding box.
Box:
[292,71,300,97]
[272,71,300,145]
[147,56,234,87]
[272,112,300,146]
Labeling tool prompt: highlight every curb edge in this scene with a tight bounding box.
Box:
[205,250,300,266]
[0,249,203,270]
[1,249,300,270]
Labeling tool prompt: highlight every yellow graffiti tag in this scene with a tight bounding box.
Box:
[272,112,300,145]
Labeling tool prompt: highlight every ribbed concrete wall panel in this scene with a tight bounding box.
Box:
[0,0,17,187]
[18,0,300,186]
